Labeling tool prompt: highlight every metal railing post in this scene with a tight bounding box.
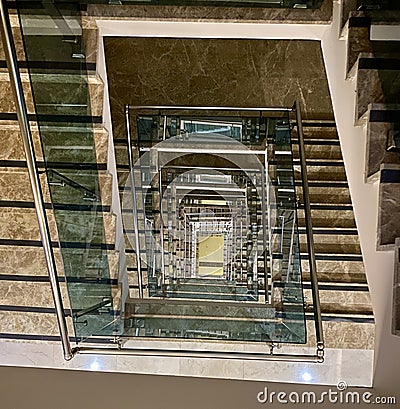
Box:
[0,0,73,360]
[125,105,144,298]
[295,100,324,352]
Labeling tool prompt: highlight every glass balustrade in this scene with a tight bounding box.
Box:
[14,0,313,346]
[122,108,306,343]
[16,0,121,339]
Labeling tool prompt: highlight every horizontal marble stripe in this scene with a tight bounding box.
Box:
[0,332,113,344]
[0,239,115,250]
[0,60,97,72]
[359,57,400,70]
[0,160,107,171]
[114,138,128,145]
[295,180,348,187]
[44,161,107,170]
[298,204,353,210]
[0,113,102,123]
[275,282,369,292]
[306,314,374,324]
[302,122,336,127]
[370,109,400,123]
[293,159,344,166]
[0,160,27,168]
[0,304,71,315]
[291,139,340,145]
[0,275,118,286]
[0,200,111,212]
[301,253,363,261]
[0,275,54,282]
[348,16,371,27]
[297,227,358,235]
[381,169,400,183]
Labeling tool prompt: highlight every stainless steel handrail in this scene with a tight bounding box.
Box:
[75,346,322,363]
[48,169,99,202]
[128,105,292,112]
[125,105,144,298]
[0,0,73,360]
[294,100,324,351]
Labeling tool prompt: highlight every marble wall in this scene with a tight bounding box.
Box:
[87,0,332,23]
[104,38,334,137]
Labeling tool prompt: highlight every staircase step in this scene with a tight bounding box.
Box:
[292,143,343,160]
[297,185,352,204]
[305,319,375,350]
[304,285,372,315]
[294,164,347,181]
[299,232,361,254]
[0,123,108,164]
[356,55,400,121]
[297,208,356,228]
[301,258,366,284]
[378,166,400,248]
[0,310,75,337]
[0,72,104,117]
[346,12,373,77]
[293,124,338,140]
[365,106,400,180]
[0,123,43,161]
[0,280,68,308]
[0,168,112,206]
[0,208,116,244]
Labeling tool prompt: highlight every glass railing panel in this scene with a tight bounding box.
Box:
[122,108,306,343]
[16,0,120,340]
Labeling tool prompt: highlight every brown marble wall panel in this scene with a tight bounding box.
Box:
[341,0,357,29]
[346,14,373,77]
[292,144,343,160]
[0,311,75,336]
[0,22,26,63]
[294,164,347,181]
[356,64,384,122]
[297,185,352,204]
[0,207,115,244]
[378,180,400,248]
[365,120,400,180]
[301,259,367,283]
[82,19,99,64]
[0,280,68,308]
[87,0,332,23]
[0,124,43,161]
[304,288,372,314]
[0,73,103,117]
[0,247,64,276]
[305,320,375,349]
[104,38,333,138]
[0,169,50,202]
[0,73,35,113]
[297,209,357,228]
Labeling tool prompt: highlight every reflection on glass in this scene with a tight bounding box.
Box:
[122,110,306,343]
[17,1,120,340]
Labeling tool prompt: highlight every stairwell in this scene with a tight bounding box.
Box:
[0,0,378,385]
